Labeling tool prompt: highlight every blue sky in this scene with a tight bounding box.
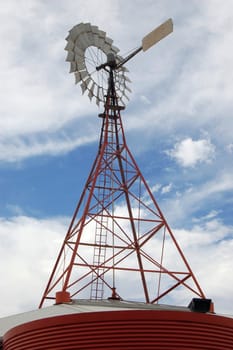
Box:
[0,0,233,317]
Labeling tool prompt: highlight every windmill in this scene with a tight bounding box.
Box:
[39,19,205,308]
[5,19,233,350]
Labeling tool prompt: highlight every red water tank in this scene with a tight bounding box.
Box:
[3,310,233,349]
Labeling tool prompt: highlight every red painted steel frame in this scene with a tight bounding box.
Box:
[39,68,205,308]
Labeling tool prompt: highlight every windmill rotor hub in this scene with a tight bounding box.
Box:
[96,53,117,71]
[107,52,117,68]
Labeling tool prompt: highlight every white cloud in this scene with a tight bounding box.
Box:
[161,183,173,194]
[0,214,232,317]
[0,215,68,317]
[150,184,162,193]
[166,137,215,167]
[174,218,233,314]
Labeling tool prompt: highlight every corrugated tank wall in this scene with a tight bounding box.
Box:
[3,310,233,349]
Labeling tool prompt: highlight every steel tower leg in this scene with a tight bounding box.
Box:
[39,68,205,308]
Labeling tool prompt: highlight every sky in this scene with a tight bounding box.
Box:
[0,0,233,318]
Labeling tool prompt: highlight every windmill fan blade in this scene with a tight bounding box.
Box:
[98,30,106,38]
[65,40,74,51]
[111,45,120,54]
[122,91,130,101]
[66,51,75,62]
[75,70,89,84]
[81,81,88,94]
[103,43,112,53]
[80,71,89,80]
[68,23,87,41]
[74,46,85,57]
[142,18,173,52]
[78,32,94,50]
[94,34,105,48]
[124,84,132,93]
[77,60,86,71]
[99,87,104,102]
[75,71,82,84]
[69,62,77,73]
[105,37,113,46]
[119,66,129,73]
[66,22,131,106]
[90,25,99,34]
[88,88,94,101]
[86,33,95,46]
[89,82,95,97]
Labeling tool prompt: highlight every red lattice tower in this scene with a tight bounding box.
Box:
[39,20,205,308]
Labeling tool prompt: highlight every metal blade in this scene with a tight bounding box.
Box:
[86,33,95,46]
[98,30,106,39]
[94,34,105,48]
[88,90,93,101]
[83,76,91,87]
[119,97,125,107]
[80,81,87,94]
[105,37,113,46]
[111,45,120,54]
[83,23,92,32]
[98,37,106,49]
[124,75,131,83]
[77,60,86,71]
[124,84,132,93]
[65,40,74,51]
[142,18,173,52]
[93,33,99,47]
[119,66,129,73]
[90,25,99,34]
[78,32,93,50]
[66,51,75,62]
[74,54,84,65]
[96,86,100,100]
[75,71,82,84]
[69,62,77,73]
[96,97,100,106]
[99,87,104,102]
[115,73,131,83]
[88,82,95,101]
[74,46,85,57]
[102,42,112,53]
[122,91,130,101]
[89,82,95,96]
[68,23,86,41]
[80,71,89,80]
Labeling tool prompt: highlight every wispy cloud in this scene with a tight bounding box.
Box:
[161,171,233,226]
[0,133,97,162]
